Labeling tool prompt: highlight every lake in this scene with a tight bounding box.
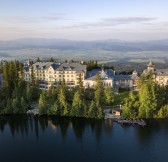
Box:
[0,116,168,162]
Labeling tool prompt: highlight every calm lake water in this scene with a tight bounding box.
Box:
[0,116,168,162]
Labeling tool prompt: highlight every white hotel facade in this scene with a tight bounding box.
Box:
[23,61,133,90]
[24,62,87,89]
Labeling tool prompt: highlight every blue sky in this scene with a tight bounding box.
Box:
[0,0,168,40]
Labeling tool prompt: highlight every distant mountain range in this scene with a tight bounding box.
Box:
[0,38,168,52]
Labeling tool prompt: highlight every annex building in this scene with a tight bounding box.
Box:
[83,68,133,90]
[143,61,168,86]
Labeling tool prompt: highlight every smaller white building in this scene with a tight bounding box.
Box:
[83,69,114,88]
[155,69,168,86]
[83,68,134,90]
[143,61,168,86]
[114,75,133,89]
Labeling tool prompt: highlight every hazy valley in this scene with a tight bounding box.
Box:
[0,38,168,71]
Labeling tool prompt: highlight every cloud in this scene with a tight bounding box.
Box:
[59,17,158,29]
[0,15,166,41]
[102,17,157,25]
[0,13,65,24]
[0,15,158,29]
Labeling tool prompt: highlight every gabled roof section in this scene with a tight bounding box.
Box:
[155,69,168,76]
[31,62,86,72]
[56,63,86,72]
[32,62,53,70]
[148,60,154,66]
[51,63,60,70]
[114,75,132,81]
[23,66,29,72]
[32,62,61,70]
[86,69,115,80]
[100,69,108,79]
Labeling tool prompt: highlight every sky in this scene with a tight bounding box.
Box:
[0,0,168,41]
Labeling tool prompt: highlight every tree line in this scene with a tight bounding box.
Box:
[0,61,40,114]
[0,61,115,119]
[38,74,114,119]
[2,61,168,119]
[122,72,168,118]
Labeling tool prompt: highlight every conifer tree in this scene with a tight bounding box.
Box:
[38,92,47,115]
[97,105,104,119]
[47,86,56,105]
[58,83,69,116]
[12,97,20,114]
[30,67,35,87]
[36,57,40,62]
[88,100,97,118]
[77,73,84,97]
[5,99,13,114]
[121,91,139,118]
[94,74,104,105]
[3,62,10,88]
[157,105,168,118]
[20,97,28,113]
[47,103,59,115]
[50,57,54,62]
[138,74,158,118]
[82,100,88,117]
[104,86,114,105]
[70,91,83,117]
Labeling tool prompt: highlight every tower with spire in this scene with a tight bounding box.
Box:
[147,60,155,72]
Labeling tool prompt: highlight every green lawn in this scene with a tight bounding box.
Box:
[113,88,130,106]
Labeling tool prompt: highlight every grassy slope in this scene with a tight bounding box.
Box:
[113,88,130,106]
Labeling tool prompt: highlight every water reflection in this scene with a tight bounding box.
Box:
[1,116,168,142]
[1,116,168,162]
[0,116,111,141]
[0,115,29,138]
[135,119,168,143]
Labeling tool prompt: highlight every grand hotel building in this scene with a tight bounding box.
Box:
[23,60,168,91]
[23,61,133,90]
[24,62,87,89]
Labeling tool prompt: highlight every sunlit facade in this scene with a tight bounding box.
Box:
[23,62,87,89]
